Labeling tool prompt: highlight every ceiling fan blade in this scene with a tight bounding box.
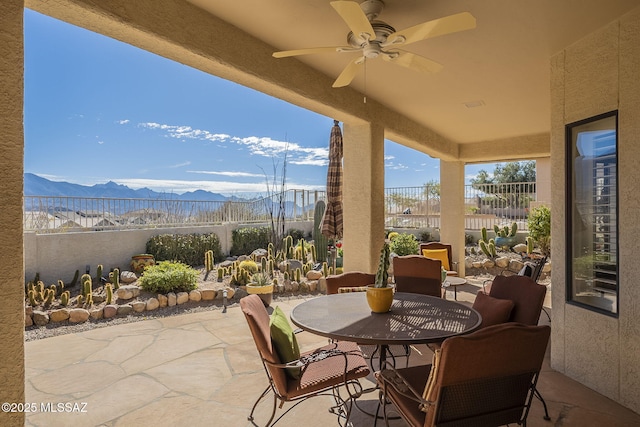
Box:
[383,51,443,74]
[383,12,476,47]
[330,1,375,41]
[332,58,364,88]
[273,46,346,58]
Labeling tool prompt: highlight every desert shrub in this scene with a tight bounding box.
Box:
[465,233,475,245]
[286,228,305,243]
[527,205,551,255]
[146,233,223,266]
[390,233,419,256]
[230,226,271,256]
[138,261,198,293]
[418,229,431,242]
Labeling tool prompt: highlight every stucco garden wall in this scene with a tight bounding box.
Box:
[550,6,640,413]
[25,221,312,284]
[0,1,25,426]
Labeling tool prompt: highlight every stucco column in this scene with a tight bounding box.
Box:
[0,0,25,426]
[439,161,466,276]
[534,157,552,206]
[342,122,386,273]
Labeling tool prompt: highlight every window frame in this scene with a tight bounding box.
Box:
[565,110,619,317]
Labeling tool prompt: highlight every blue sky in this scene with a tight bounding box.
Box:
[24,10,489,196]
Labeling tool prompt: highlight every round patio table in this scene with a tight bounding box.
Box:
[290,292,481,352]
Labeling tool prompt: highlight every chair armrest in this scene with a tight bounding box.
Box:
[377,361,435,412]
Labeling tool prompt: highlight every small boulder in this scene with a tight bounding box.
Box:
[218,260,234,269]
[50,308,70,323]
[69,308,90,323]
[290,281,300,292]
[509,259,524,273]
[189,290,202,302]
[103,305,118,318]
[93,294,105,304]
[225,287,235,299]
[176,292,189,304]
[25,313,33,327]
[117,285,140,300]
[157,294,168,307]
[482,259,496,269]
[25,306,33,316]
[513,243,528,254]
[33,311,49,326]
[120,271,138,284]
[146,297,160,311]
[317,277,327,293]
[232,287,247,300]
[495,257,510,268]
[132,301,146,313]
[117,304,134,316]
[90,308,104,320]
[307,281,318,292]
[542,260,551,273]
[299,282,310,293]
[306,270,323,280]
[167,292,177,306]
[200,289,216,300]
[472,261,484,269]
[251,248,268,261]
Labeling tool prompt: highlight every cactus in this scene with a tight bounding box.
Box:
[205,250,214,272]
[82,276,92,298]
[283,271,290,281]
[111,268,120,289]
[494,222,517,238]
[80,273,92,287]
[261,257,267,273]
[284,235,294,259]
[479,240,497,258]
[96,264,103,282]
[57,279,65,292]
[60,291,70,307]
[322,262,329,277]
[33,272,40,284]
[28,290,37,307]
[49,284,57,298]
[267,242,274,258]
[295,268,301,283]
[76,294,84,307]
[481,227,488,243]
[310,244,317,263]
[313,200,328,262]
[70,269,79,287]
[374,242,391,288]
[526,236,534,255]
[44,289,55,307]
[37,280,45,295]
[217,267,224,282]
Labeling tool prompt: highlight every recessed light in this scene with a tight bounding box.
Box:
[464,100,485,108]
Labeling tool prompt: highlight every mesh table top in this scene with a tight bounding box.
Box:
[290,292,481,346]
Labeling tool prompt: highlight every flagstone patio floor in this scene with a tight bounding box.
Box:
[25,279,640,426]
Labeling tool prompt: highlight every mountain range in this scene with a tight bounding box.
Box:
[24,173,233,201]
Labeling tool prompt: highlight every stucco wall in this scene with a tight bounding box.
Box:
[0,1,25,425]
[550,6,640,413]
[25,222,313,284]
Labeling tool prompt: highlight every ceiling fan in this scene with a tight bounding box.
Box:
[273,0,476,88]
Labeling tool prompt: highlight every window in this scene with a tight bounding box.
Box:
[566,111,618,315]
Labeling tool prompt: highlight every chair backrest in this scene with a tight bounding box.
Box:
[424,323,550,427]
[325,271,376,295]
[419,242,453,272]
[488,275,547,325]
[392,255,442,297]
[240,294,288,396]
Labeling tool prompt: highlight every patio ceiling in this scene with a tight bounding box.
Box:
[26,0,638,161]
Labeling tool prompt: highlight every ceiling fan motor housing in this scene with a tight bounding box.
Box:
[347,21,395,47]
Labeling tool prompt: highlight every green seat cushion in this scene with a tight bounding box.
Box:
[270,306,301,379]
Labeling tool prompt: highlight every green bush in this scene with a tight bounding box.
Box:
[286,228,305,243]
[465,233,475,245]
[527,205,551,255]
[230,226,271,256]
[138,261,198,293]
[146,233,223,267]
[418,229,431,242]
[390,233,419,256]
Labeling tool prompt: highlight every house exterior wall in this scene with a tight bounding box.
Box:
[550,6,640,413]
[0,1,25,425]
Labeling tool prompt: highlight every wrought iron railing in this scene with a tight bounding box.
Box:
[24,182,536,233]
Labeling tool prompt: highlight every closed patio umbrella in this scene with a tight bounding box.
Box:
[321,120,344,244]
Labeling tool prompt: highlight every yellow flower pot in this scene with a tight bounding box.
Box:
[366,286,394,313]
[246,283,274,307]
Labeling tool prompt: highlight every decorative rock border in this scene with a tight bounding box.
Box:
[25,277,328,328]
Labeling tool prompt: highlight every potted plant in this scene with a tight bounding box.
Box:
[366,241,394,313]
[246,272,274,307]
[130,253,155,274]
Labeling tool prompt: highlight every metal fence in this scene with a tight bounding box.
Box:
[24,182,536,233]
[24,190,325,233]
[384,182,537,231]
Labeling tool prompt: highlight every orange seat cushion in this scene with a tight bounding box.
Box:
[422,249,450,271]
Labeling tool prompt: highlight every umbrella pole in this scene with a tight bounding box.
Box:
[330,243,337,273]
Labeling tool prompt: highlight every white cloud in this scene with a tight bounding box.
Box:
[384,155,395,160]
[138,122,329,166]
[97,140,104,145]
[170,161,191,168]
[117,119,130,125]
[187,170,263,178]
